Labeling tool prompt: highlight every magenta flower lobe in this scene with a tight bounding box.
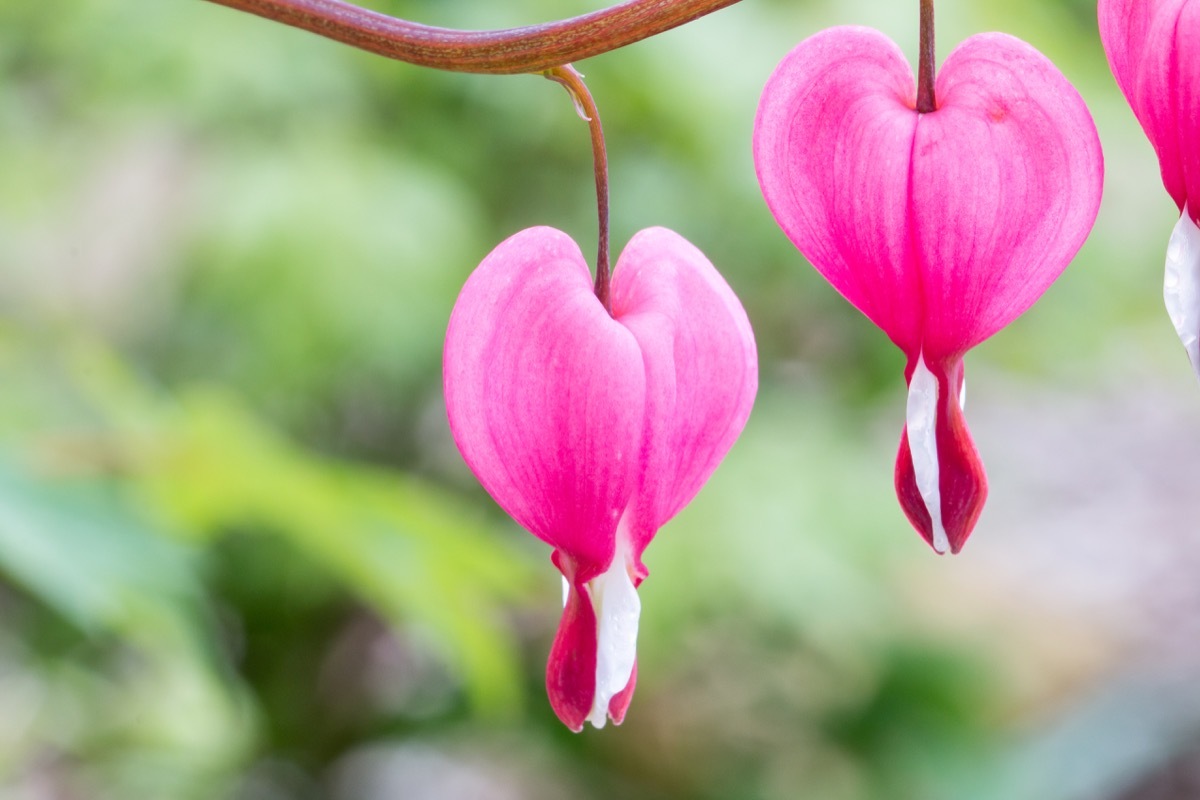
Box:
[754,26,1102,553]
[1101,0,1200,217]
[1101,0,1200,377]
[444,226,757,730]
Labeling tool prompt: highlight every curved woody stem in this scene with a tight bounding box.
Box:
[916,0,937,113]
[546,66,613,315]
[202,0,743,75]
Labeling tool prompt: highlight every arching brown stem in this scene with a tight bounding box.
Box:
[545,66,612,315]
[202,0,744,75]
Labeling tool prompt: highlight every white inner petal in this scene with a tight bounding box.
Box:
[1164,205,1200,380]
[562,576,570,609]
[906,353,949,555]
[584,541,641,729]
[958,374,967,412]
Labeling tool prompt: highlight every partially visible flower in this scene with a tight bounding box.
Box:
[754,26,1103,553]
[1100,0,1200,377]
[444,226,757,730]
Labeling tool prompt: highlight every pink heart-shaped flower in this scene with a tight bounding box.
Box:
[754,26,1102,553]
[444,226,757,730]
[1101,0,1200,378]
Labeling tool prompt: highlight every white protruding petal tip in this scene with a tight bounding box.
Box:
[1165,206,1200,380]
[906,354,949,555]
[561,576,570,609]
[584,547,640,729]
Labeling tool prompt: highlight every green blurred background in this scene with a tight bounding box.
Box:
[2,0,1199,798]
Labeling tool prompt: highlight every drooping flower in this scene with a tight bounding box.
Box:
[754,27,1103,553]
[444,226,757,730]
[1100,0,1200,378]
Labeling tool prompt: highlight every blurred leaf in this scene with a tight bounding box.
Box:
[0,453,254,798]
[118,382,537,720]
[0,455,197,635]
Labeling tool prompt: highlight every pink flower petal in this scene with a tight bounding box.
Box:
[1102,0,1200,377]
[445,226,757,728]
[443,227,645,580]
[754,26,923,353]
[913,33,1103,357]
[1098,0,1164,109]
[755,27,1102,361]
[755,26,1101,552]
[1174,2,1200,218]
[1100,0,1198,216]
[612,228,759,567]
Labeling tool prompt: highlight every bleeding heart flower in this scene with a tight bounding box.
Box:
[1100,0,1200,378]
[754,26,1102,553]
[444,226,757,730]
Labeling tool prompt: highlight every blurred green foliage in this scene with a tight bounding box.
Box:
[0,0,1196,798]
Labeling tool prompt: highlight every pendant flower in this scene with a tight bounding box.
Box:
[1100,0,1200,378]
[754,26,1102,553]
[444,226,757,730]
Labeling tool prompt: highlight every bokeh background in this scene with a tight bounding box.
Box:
[3,0,1200,798]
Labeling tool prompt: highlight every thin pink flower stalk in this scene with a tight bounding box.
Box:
[444,227,757,729]
[754,25,1103,553]
[1100,0,1200,379]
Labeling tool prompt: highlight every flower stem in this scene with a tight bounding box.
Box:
[546,66,612,315]
[202,0,743,75]
[916,0,936,113]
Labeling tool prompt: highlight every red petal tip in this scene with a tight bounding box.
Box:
[894,357,988,554]
[546,579,597,732]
